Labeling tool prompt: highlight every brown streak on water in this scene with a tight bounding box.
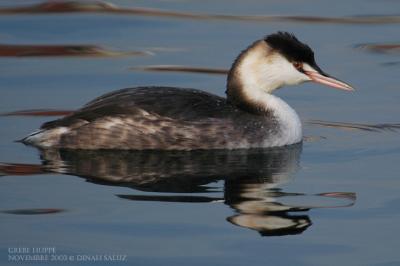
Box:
[130,65,229,75]
[2,208,65,215]
[0,44,150,57]
[0,1,399,24]
[356,43,400,54]
[308,120,400,132]
[1,109,74,117]
[0,163,45,176]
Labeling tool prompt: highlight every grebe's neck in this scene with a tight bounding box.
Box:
[227,40,269,113]
[226,40,302,145]
[227,40,294,112]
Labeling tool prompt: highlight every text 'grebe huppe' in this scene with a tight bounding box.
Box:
[22,32,354,150]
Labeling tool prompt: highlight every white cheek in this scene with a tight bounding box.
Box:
[263,55,309,87]
[283,67,309,85]
[237,50,310,94]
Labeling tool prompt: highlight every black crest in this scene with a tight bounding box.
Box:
[264,32,316,65]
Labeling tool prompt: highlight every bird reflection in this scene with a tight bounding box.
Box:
[2,143,355,236]
[39,144,302,194]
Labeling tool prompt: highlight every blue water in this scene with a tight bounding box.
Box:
[1,1,400,265]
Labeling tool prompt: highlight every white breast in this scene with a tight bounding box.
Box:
[264,94,302,147]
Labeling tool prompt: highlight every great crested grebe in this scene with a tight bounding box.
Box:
[22,32,353,150]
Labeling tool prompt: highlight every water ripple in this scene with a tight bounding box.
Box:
[1,109,74,117]
[0,43,151,57]
[356,43,400,54]
[0,147,356,236]
[2,208,65,215]
[0,1,399,25]
[308,120,400,132]
[130,65,229,75]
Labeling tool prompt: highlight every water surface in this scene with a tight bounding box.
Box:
[1,1,400,266]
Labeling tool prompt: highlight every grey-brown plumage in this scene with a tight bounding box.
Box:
[27,87,278,150]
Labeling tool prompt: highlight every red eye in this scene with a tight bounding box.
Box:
[293,62,302,70]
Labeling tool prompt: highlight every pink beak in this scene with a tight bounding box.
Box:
[305,71,354,91]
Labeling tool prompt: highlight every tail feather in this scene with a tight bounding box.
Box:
[20,129,43,143]
[20,127,70,148]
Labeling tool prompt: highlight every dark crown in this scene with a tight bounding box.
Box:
[264,32,316,65]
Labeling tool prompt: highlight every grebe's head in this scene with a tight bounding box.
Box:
[227,32,354,98]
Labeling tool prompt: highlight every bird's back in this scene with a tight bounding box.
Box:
[23,87,278,150]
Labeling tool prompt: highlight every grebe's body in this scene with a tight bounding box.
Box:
[22,32,353,150]
[25,87,300,149]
